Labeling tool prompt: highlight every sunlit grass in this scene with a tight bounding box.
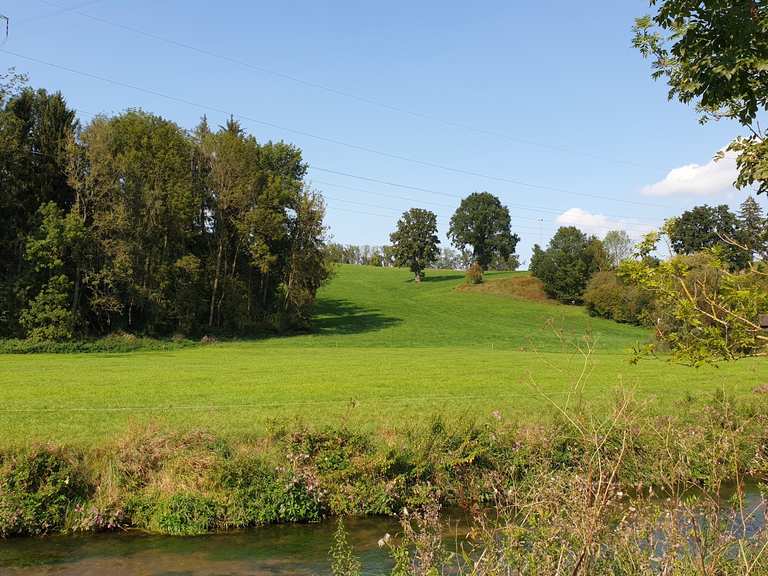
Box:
[1,265,764,446]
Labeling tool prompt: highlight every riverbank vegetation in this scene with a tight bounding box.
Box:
[2,387,767,575]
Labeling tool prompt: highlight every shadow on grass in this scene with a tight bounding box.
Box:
[418,273,464,283]
[312,298,402,336]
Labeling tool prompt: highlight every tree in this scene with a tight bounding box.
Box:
[633,1,768,195]
[282,187,330,328]
[389,208,440,281]
[0,83,78,337]
[529,227,603,303]
[738,195,767,260]
[448,192,519,271]
[602,230,634,269]
[2,79,331,340]
[621,232,768,365]
[667,204,748,269]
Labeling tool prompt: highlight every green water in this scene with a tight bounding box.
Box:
[0,517,407,575]
[1,488,764,575]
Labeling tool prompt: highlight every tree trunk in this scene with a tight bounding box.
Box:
[71,266,80,316]
[209,237,223,327]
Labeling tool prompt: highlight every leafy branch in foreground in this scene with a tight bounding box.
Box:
[619,229,768,365]
[633,1,768,195]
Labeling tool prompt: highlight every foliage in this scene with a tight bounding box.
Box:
[583,270,655,325]
[448,192,519,270]
[389,208,440,281]
[1,79,331,340]
[667,204,749,269]
[464,262,484,285]
[633,1,768,195]
[282,188,332,328]
[326,244,395,267]
[738,195,768,260]
[330,520,362,576]
[0,447,89,537]
[0,333,195,354]
[19,275,75,342]
[0,83,78,339]
[621,232,768,364]
[146,493,219,536]
[2,392,767,561]
[601,230,634,269]
[529,227,603,303]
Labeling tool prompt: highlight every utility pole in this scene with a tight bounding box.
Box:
[0,14,8,45]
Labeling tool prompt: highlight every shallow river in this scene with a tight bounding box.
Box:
[0,516,419,575]
[2,488,764,575]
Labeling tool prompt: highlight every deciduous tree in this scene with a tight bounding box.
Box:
[448,192,519,271]
[389,208,440,281]
[634,1,768,195]
[529,227,603,303]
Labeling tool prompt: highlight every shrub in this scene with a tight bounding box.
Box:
[151,493,219,536]
[465,262,484,284]
[0,334,196,354]
[217,455,324,527]
[19,275,75,342]
[583,271,655,325]
[0,447,90,536]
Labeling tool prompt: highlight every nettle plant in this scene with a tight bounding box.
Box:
[619,229,768,365]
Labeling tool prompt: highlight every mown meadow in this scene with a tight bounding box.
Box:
[1,264,764,446]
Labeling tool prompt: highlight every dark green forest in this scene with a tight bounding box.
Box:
[0,72,329,340]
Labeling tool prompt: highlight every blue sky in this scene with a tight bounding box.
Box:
[2,0,762,265]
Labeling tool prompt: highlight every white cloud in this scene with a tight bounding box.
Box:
[555,208,653,238]
[641,150,738,197]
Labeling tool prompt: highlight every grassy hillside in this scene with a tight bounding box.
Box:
[1,265,765,446]
[279,266,647,351]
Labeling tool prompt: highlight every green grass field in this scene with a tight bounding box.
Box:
[1,265,765,446]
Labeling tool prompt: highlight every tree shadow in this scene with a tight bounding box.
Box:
[420,273,463,283]
[311,298,402,336]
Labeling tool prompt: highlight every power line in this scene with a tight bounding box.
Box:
[32,0,643,169]
[323,193,655,235]
[313,172,659,225]
[0,48,672,210]
[17,0,111,26]
[25,128,657,234]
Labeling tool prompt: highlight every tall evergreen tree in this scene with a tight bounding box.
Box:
[738,196,767,261]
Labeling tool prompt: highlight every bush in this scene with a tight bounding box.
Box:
[0,334,196,354]
[217,455,324,527]
[465,263,484,285]
[0,447,90,536]
[583,271,655,325]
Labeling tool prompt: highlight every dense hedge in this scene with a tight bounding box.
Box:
[0,333,199,354]
[582,271,655,325]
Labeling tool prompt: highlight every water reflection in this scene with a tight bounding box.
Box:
[1,516,402,576]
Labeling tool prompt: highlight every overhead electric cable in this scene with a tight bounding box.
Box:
[0,49,669,210]
[33,0,642,168]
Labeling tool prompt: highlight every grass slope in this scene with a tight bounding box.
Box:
[1,265,765,446]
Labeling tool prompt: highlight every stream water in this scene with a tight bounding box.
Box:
[1,487,764,576]
[0,515,428,576]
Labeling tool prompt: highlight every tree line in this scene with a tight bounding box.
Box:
[529,197,767,364]
[1,71,329,341]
